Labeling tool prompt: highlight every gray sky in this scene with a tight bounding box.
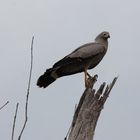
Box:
[0,0,140,139]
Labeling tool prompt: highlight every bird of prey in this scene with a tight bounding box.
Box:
[37,31,110,88]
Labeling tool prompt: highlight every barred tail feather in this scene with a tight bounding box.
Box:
[37,68,56,88]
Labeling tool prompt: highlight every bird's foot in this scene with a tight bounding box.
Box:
[85,72,93,88]
[85,73,98,89]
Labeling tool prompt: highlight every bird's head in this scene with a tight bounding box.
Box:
[102,31,110,39]
[95,31,110,42]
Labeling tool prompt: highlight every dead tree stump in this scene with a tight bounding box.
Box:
[66,75,118,140]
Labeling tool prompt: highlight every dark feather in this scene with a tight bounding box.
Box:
[53,57,82,68]
[37,68,56,88]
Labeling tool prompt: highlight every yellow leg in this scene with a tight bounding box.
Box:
[87,72,92,79]
[84,69,92,88]
[84,68,88,88]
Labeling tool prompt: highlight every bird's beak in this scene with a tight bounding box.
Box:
[108,34,110,38]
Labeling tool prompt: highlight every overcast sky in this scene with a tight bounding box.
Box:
[0,0,140,140]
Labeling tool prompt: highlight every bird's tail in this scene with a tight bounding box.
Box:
[37,68,57,88]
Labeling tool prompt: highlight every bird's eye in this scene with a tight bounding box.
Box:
[103,33,106,36]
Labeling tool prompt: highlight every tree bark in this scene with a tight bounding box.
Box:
[66,75,118,140]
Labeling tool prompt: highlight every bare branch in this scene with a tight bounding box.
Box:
[0,101,9,111]
[12,103,19,140]
[18,36,34,140]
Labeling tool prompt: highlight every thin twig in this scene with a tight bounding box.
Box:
[18,36,34,140]
[0,101,9,111]
[12,103,19,140]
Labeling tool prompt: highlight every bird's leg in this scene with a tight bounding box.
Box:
[84,69,87,88]
[87,72,92,79]
[84,69,93,88]
[84,68,90,88]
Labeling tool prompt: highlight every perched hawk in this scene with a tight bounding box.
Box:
[37,31,110,88]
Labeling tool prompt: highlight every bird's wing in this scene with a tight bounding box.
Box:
[68,42,105,58]
[53,42,105,68]
[53,56,82,68]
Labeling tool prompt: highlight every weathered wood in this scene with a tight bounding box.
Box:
[66,75,118,140]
